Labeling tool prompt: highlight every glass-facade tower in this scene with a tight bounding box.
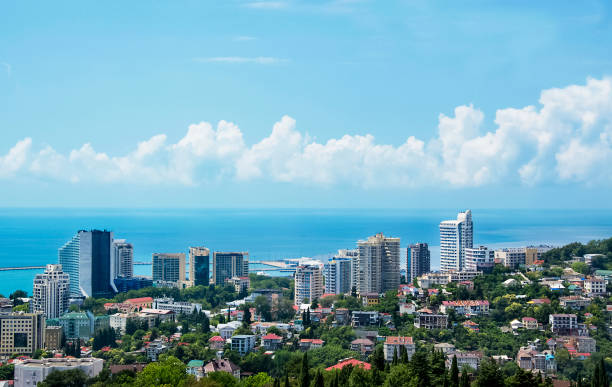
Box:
[189,247,210,286]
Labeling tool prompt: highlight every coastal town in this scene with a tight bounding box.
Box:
[0,210,611,387]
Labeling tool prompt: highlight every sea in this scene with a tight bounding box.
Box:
[1,208,612,297]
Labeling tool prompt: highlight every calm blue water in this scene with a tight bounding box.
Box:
[1,208,612,297]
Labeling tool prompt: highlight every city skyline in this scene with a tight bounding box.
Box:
[1,2,612,208]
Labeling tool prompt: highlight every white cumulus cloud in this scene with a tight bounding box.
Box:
[2,76,612,188]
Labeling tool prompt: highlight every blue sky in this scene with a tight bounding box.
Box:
[1,0,612,208]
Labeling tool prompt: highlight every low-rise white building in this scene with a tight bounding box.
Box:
[14,358,103,387]
[146,340,168,361]
[383,336,415,361]
[231,335,256,355]
[584,277,606,296]
[217,321,242,339]
[153,297,202,314]
[447,351,482,370]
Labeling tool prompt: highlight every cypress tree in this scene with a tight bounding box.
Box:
[460,370,470,387]
[285,373,290,387]
[314,369,324,387]
[600,358,609,387]
[392,347,398,365]
[450,355,459,387]
[593,361,601,387]
[372,346,385,371]
[400,345,409,364]
[300,352,311,387]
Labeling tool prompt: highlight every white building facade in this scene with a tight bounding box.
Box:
[294,265,324,305]
[323,255,352,295]
[31,264,70,319]
[440,210,473,272]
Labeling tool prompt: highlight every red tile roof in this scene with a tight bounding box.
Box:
[126,297,153,304]
[209,336,225,342]
[385,336,413,345]
[300,339,324,345]
[262,334,282,340]
[325,358,371,371]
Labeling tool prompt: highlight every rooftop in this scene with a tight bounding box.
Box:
[325,358,371,371]
[385,336,413,345]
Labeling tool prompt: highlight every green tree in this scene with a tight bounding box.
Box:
[243,306,252,327]
[300,352,310,387]
[411,350,430,387]
[254,295,272,322]
[38,369,87,387]
[371,346,385,371]
[450,355,459,387]
[475,358,504,387]
[314,369,324,387]
[383,364,410,387]
[134,356,187,387]
[209,371,239,387]
[571,262,590,275]
[0,364,14,380]
[311,297,319,310]
[242,372,273,387]
[460,369,470,387]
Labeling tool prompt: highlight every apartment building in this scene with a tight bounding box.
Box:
[414,309,448,329]
[294,265,324,306]
[439,210,473,272]
[231,335,255,355]
[0,313,45,357]
[383,336,415,361]
[440,300,490,316]
[549,314,578,335]
[14,358,103,387]
[356,233,400,294]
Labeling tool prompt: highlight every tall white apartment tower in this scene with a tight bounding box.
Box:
[294,265,324,305]
[112,240,133,278]
[323,251,352,295]
[439,210,473,272]
[31,264,70,319]
[356,233,401,295]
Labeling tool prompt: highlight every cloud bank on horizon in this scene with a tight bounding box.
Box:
[2,77,612,188]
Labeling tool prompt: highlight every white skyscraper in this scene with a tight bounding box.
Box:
[356,233,401,295]
[112,240,133,278]
[294,265,324,305]
[439,210,473,272]
[31,264,70,319]
[323,251,352,295]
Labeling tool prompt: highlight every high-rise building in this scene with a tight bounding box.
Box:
[294,265,324,305]
[152,253,186,285]
[465,246,494,272]
[112,240,133,278]
[439,210,473,272]
[31,264,70,319]
[323,252,352,295]
[332,249,359,293]
[0,312,45,356]
[189,247,210,286]
[58,230,116,299]
[408,243,430,282]
[356,233,401,295]
[58,234,80,298]
[213,252,249,285]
